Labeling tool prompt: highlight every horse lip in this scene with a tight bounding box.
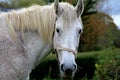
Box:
[65,69,73,76]
[63,75,73,80]
[63,72,73,80]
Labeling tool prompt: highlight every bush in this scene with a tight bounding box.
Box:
[94,48,120,80]
[11,0,46,8]
[79,13,118,51]
[113,30,120,48]
[0,0,46,8]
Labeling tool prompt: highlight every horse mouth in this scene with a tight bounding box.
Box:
[60,65,76,80]
[63,75,73,80]
[63,73,73,80]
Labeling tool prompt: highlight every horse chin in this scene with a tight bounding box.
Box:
[61,71,74,80]
[63,75,73,80]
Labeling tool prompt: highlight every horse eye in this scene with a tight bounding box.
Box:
[79,29,82,34]
[56,28,60,33]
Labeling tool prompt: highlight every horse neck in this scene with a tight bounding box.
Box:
[23,31,53,67]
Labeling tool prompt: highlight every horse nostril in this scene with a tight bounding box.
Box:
[61,64,77,73]
[73,64,77,71]
[61,64,64,72]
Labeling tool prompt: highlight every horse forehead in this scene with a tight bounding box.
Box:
[56,3,82,29]
[56,14,78,27]
[57,18,80,27]
[59,3,77,20]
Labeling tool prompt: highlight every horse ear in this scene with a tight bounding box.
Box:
[54,0,63,18]
[75,0,84,17]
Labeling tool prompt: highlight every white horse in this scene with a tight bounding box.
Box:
[0,0,84,80]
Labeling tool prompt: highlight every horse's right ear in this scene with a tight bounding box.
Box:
[54,0,63,18]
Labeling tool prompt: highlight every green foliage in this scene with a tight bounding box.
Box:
[11,0,46,8]
[93,48,120,80]
[0,2,11,8]
[0,0,46,8]
[83,0,97,16]
[113,30,120,48]
[79,13,118,51]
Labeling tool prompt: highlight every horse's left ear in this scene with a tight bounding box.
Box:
[54,0,63,18]
[75,0,84,17]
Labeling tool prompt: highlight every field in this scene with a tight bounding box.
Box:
[30,48,120,80]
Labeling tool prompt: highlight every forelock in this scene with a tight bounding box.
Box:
[59,2,77,26]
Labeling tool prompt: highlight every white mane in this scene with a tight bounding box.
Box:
[0,2,77,43]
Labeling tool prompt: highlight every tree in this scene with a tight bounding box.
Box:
[79,13,118,51]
